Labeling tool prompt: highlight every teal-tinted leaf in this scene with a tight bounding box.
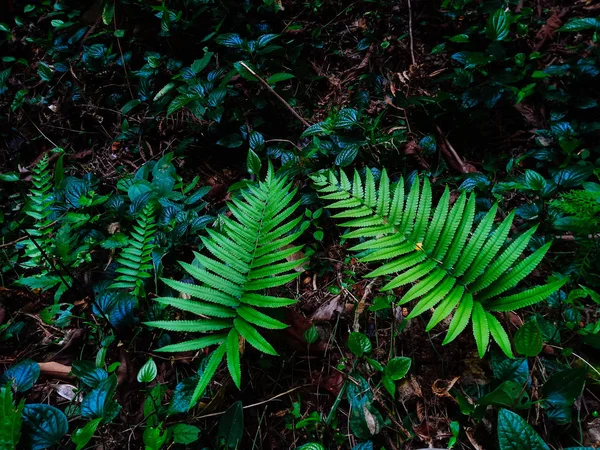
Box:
[37,62,53,82]
[348,332,372,357]
[514,319,543,357]
[137,358,157,383]
[491,353,529,385]
[167,376,198,414]
[301,122,327,138]
[218,401,243,449]
[0,359,40,392]
[487,9,510,41]
[170,424,200,445]
[459,173,490,192]
[335,145,359,167]
[297,444,325,450]
[71,361,109,389]
[257,34,279,47]
[559,18,600,32]
[385,357,411,381]
[497,408,549,450]
[22,404,69,450]
[347,375,383,439]
[0,22,11,32]
[80,375,121,423]
[266,73,295,84]
[249,131,264,150]
[551,166,592,188]
[216,33,244,48]
[72,418,102,450]
[524,170,546,190]
[352,442,373,450]
[336,108,360,128]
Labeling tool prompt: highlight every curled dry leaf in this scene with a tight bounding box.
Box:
[431,376,460,400]
[52,383,81,401]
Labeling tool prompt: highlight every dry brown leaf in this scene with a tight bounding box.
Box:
[311,296,343,321]
[282,244,308,272]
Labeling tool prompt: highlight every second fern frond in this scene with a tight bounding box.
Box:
[144,164,307,407]
[312,168,566,358]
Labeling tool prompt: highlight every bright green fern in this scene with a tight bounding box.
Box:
[21,154,54,268]
[145,164,307,406]
[16,155,72,300]
[110,201,157,297]
[312,168,566,358]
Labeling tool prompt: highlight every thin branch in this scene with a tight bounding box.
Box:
[194,386,303,419]
[407,0,416,66]
[238,62,311,128]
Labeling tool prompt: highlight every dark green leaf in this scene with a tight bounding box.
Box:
[348,332,372,357]
[247,149,262,175]
[497,409,549,450]
[192,51,214,73]
[487,9,510,41]
[81,375,121,423]
[217,134,244,148]
[266,73,295,84]
[218,401,243,449]
[303,325,319,344]
[335,146,359,167]
[171,424,201,444]
[385,357,411,381]
[514,319,543,357]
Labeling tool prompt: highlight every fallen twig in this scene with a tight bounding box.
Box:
[435,125,476,174]
[238,62,311,128]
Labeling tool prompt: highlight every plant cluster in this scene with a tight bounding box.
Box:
[1,0,600,449]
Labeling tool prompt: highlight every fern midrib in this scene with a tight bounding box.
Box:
[238,183,271,302]
[338,184,477,294]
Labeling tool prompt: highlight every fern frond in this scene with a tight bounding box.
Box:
[110,202,156,297]
[149,166,305,404]
[314,168,561,357]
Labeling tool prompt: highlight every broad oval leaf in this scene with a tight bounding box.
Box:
[137,358,158,383]
[514,319,543,357]
[497,408,549,450]
[22,404,69,450]
[348,332,372,357]
[486,9,510,41]
[0,359,40,392]
[385,357,411,381]
[170,423,201,445]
